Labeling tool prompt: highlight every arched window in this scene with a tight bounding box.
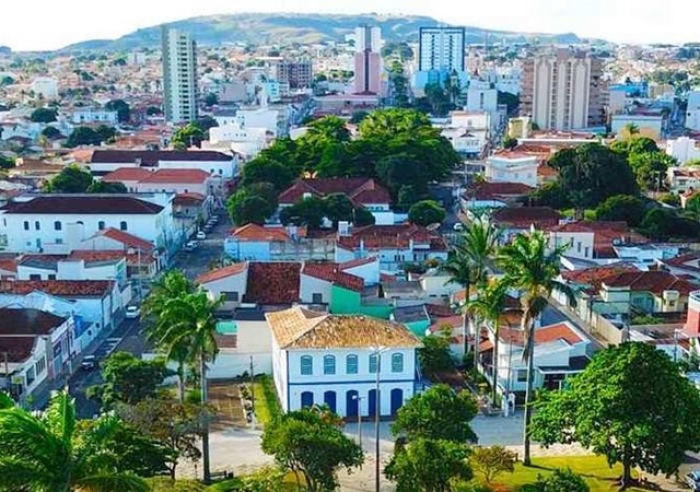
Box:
[119,221,127,231]
[346,354,358,375]
[391,353,404,373]
[23,221,29,231]
[34,221,40,231]
[54,221,62,231]
[300,355,313,375]
[98,221,105,230]
[369,353,378,374]
[323,355,336,375]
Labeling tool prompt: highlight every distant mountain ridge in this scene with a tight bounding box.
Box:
[60,12,588,52]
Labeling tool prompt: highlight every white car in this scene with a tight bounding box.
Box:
[125,305,140,319]
[196,231,207,240]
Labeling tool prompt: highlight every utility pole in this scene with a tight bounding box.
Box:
[374,350,383,492]
[249,356,256,428]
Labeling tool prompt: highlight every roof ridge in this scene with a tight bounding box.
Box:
[284,307,329,347]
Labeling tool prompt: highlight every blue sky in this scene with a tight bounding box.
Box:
[1,0,693,51]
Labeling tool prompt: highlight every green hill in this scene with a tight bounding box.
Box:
[60,12,585,51]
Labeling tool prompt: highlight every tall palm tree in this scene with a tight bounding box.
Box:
[465,280,510,404]
[142,271,195,401]
[497,231,576,466]
[0,391,148,492]
[442,249,475,357]
[154,290,222,484]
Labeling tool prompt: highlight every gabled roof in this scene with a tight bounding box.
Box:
[91,150,232,166]
[481,322,584,350]
[0,337,38,364]
[96,228,154,252]
[0,280,114,297]
[230,224,305,242]
[0,307,68,336]
[266,306,422,350]
[140,169,212,184]
[278,178,391,206]
[196,262,248,285]
[301,262,364,292]
[491,206,561,228]
[101,167,154,182]
[602,270,697,296]
[562,265,639,293]
[465,181,534,200]
[244,262,301,305]
[2,195,163,215]
[174,192,206,206]
[337,224,447,250]
[664,252,700,272]
[338,256,378,270]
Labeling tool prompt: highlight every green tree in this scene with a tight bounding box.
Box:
[349,110,369,124]
[419,327,455,376]
[497,91,520,114]
[88,351,168,408]
[408,200,446,226]
[549,143,638,218]
[397,184,429,211]
[502,136,518,150]
[0,155,15,169]
[171,123,205,149]
[241,156,296,192]
[392,384,478,443]
[594,194,646,227]
[470,445,517,484]
[465,281,510,404]
[532,468,589,492]
[66,126,114,147]
[87,181,128,193]
[105,99,130,123]
[30,106,57,122]
[497,231,576,466]
[146,291,222,483]
[640,208,700,240]
[352,206,375,226]
[627,151,674,191]
[41,125,63,140]
[658,192,680,206]
[532,342,700,488]
[385,438,473,492]
[95,125,117,143]
[323,193,354,229]
[279,196,326,229]
[44,164,94,192]
[0,391,148,492]
[261,408,363,492]
[528,181,571,210]
[226,190,272,226]
[197,116,219,133]
[203,93,218,106]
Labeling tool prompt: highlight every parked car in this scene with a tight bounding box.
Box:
[196,231,207,240]
[81,355,97,371]
[184,240,199,252]
[125,305,140,319]
[686,471,700,491]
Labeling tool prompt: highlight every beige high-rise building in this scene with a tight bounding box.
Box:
[162,26,198,124]
[521,49,605,130]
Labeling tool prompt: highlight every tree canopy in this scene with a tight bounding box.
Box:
[171,123,205,149]
[105,99,130,123]
[261,408,363,492]
[408,200,446,226]
[44,164,94,192]
[531,342,700,488]
[30,107,57,123]
[595,194,646,227]
[66,125,116,147]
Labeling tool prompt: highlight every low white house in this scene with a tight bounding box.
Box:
[666,137,700,165]
[485,153,539,187]
[88,150,239,179]
[267,306,422,417]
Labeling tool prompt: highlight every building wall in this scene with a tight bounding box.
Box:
[299,275,333,304]
[485,156,538,187]
[162,27,198,123]
[285,347,416,417]
[342,260,380,286]
[330,285,393,319]
[199,272,247,310]
[548,231,595,260]
[667,137,700,164]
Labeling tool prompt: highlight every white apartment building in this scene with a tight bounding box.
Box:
[214,106,290,138]
[70,107,119,125]
[0,194,174,254]
[162,26,198,123]
[30,77,58,99]
[667,137,700,164]
[485,153,539,187]
[687,91,700,132]
[418,27,466,73]
[267,307,422,417]
[521,49,605,130]
[208,124,268,159]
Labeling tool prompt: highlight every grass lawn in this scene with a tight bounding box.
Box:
[489,455,650,492]
[252,374,282,425]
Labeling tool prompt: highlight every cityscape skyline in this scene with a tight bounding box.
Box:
[2,0,699,52]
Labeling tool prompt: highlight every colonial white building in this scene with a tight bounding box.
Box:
[267,307,422,417]
[485,153,539,187]
[88,150,239,179]
[70,107,119,125]
[0,194,174,255]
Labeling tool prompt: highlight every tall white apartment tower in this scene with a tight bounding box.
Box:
[354,25,383,95]
[162,26,198,123]
[418,27,466,73]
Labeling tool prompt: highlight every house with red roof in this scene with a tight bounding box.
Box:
[491,206,562,241]
[89,149,239,179]
[335,224,448,272]
[461,181,534,219]
[546,221,650,261]
[224,224,335,262]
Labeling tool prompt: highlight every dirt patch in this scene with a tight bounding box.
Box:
[207,380,248,431]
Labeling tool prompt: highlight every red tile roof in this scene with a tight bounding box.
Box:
[96,228,154,253]
[337,224,447,250]
[244,262,301,304]
[664,252,700,272]
[278,178,391,207]
[465,181,534,200]
[491,206,561,228]
[230,224,305,242]
[2,196,163,215]
[483,322,583,349]
[0,308,68,335]
[174,192,206,206]
[141,169,211,184]
[68,250,128,264]
[196,262,248,285]
[0,280,114,297]
[562,265,639,293]
[602,270,697,296]
[339,256,378,270]
[91,150,232,166]
[102,167,153,182]
[0,258,18,273]
[301,262,364,292]
[0,336,38,363]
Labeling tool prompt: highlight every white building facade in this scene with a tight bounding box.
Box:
[162,26,198,123]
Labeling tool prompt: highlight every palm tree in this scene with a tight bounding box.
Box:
[442,249,475,357]
[465,280,510,405]
[497,231,576,466]
[153,290,222,484]
[141,271,195,401]
[0,391,148,492]
[624,122,640,140]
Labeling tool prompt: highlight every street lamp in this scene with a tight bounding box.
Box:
[370,346,388,492]
[352,394,364,447]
